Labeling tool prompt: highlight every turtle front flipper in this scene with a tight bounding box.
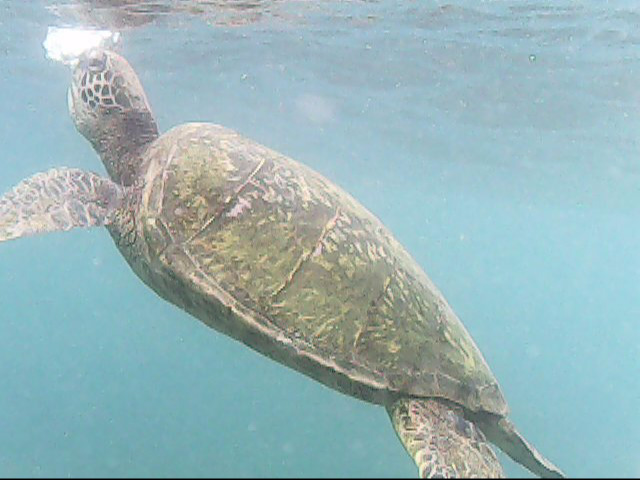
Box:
[0,167,125,242]
[388,397,504,478]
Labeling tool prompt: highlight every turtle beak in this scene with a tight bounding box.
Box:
[79,48,108,73]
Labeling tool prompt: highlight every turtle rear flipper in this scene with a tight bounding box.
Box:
[388,397,505,478]
[0,168,125,242]
[470,412,565,478]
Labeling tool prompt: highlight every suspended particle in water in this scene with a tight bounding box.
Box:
[525,344,541,359]
[282,442,295,455]
[529,54,537,63]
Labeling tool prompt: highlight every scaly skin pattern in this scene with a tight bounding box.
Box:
[0,168,123,242]
[115,122,506,416]
[388,398,504,478]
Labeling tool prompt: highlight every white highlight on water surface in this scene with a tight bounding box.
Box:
[43,26,120,66]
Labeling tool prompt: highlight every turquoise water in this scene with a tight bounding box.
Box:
[1,0,639,477]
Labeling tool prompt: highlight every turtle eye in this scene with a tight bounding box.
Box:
[86,52,107,73]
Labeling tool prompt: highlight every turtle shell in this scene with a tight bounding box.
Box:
[136,123,508,416]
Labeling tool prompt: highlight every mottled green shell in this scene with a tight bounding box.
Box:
[136,123,507,416]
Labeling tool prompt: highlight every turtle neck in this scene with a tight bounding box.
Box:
[93,109,159,187]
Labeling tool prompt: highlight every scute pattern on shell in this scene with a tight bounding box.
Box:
[137,123,507,415]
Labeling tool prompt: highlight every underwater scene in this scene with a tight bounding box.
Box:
[0,0,638,477]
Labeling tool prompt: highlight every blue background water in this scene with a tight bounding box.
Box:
[0,0,639,477]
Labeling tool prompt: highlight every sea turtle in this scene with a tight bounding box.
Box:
[0,49,564,478]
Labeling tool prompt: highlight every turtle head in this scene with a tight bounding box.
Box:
[68,48,159,186]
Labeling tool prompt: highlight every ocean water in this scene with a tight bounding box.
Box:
[0,0,639,477]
